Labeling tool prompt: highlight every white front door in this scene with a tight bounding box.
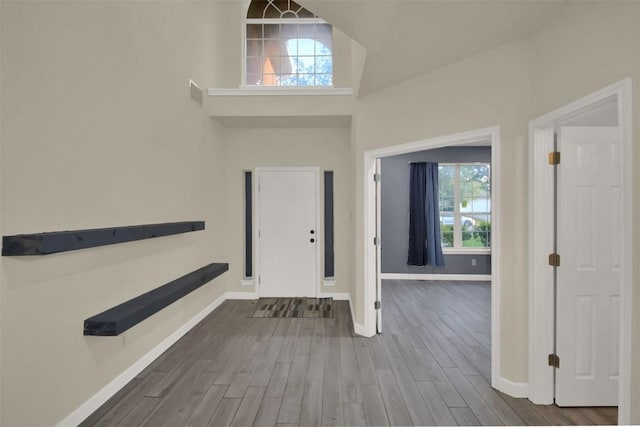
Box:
[257,168,318,298]
[555,126,620,406]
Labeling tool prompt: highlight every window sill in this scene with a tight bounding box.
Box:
[442,248,491,255]
[208,86,354,97]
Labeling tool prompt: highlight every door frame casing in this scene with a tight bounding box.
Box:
[528,78,632,423]
[375,158,382,333]
[363,126,509,394]
[254,166,322,298]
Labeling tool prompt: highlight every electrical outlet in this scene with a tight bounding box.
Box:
[471,258,477,267]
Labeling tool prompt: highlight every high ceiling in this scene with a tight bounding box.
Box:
[299,0,566,95]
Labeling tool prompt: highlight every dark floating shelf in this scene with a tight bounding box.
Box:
[2,221,205,256]
[84,262,229,336]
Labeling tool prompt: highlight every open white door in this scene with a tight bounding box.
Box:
[257,168,318,298]
[555,126,620,406]
[375,158,382,333]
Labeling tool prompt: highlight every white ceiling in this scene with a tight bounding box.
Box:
[299,0,566,95]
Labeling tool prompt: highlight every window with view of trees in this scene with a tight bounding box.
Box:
[438,163,491,249]
[245,0,333,86]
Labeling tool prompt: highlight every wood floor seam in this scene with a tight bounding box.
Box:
[82,280,617,427]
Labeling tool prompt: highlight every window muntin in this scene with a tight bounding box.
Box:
[245,0,333,87]
[438,163,491,249]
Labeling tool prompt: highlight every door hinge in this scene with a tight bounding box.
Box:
[373,173,381,182]
[548,151,561,165]
[374,300,381,310]
[373,236,379,246]
[548,253,560,267]
[258,276,261,284]
[548,353,560,368]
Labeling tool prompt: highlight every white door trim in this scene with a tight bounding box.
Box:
[528,78,632,423]
[363,126,507,393]
[254,166,321,298]
[375,158,382,334]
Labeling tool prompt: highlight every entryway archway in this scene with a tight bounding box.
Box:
[363,126,511,394]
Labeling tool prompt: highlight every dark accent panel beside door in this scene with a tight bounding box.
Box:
[2,221,205,256]
[245,171,253,277]
[84,262,229,336]
[324,171,335,277]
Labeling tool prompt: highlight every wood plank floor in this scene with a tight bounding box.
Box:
[81,280,617,426]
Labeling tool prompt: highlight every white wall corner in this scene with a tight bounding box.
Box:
[347,295,374,337]
[352,322,371,337]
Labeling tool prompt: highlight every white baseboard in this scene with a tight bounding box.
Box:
[320,292,350,300]
[380,273,492,282]
[493,376,529,398]
[229,291,347,300]
[225,291,258,300]
[353,322,370,336]
[345,295,370,337]
[56,292,228,427]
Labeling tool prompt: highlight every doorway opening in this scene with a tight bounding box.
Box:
[363,126,514,394]
[528,78,632,423]
[379,147,493,283]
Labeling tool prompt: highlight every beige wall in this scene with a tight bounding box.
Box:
[213,0,243,88]
[0,2,228,425]
[222,126,353,295]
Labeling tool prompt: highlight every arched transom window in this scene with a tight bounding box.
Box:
[245,0,333,86]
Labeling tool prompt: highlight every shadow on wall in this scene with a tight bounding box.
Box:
[2,233,196,291]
